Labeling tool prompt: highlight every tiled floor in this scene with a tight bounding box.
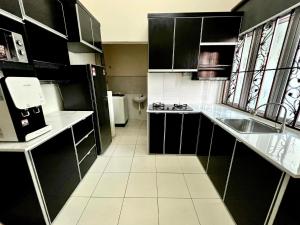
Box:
[53,120,235,225]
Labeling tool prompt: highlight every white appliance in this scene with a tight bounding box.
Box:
[107,91,116,136]
[112,94,129,126]
[0,76,52,142]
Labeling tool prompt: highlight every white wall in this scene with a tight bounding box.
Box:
[41,84,63,115]
[80,0,241,43]
[148,73,225,104]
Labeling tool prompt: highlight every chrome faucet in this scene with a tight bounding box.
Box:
[251,103,288,133]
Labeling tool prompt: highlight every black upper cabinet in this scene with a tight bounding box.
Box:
[0,0,22,20]
[148,18,174,69]
[64,1,102,53]
[173,18,202,69]
[201,17,241,43]
[22,0,67,37]
[77,4,93,45]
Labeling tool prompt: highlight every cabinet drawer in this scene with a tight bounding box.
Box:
[73,116,94,143]
[79,147,97,178]
[77,131,96,162]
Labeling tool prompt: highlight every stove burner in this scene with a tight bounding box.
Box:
[152,102,165,110]
[173,104,188,110]
[150,103,193,111]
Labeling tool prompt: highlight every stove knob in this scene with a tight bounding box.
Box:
[18,49,24,55]
[16,40,23,46]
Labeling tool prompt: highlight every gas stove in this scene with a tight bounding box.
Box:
[149,103,193,111]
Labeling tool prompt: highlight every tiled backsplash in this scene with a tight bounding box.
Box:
[148,73,226,104]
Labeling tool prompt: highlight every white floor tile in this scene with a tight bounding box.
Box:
[125,173,157,197]
[157,173,190,198]
[137,136,147,145]
[77,198,123,225]
[184,174,219,198]
[131,156,156,172]
[72,173,102,197]
[92,173,129,197]
[105,157,132,172]
[156,156,182,173]
[103,144,117,157]
[117,136,138,145]
[134,145,148,156]
[113,145,135,157]
[52,197,89,225]
[193,199,236,225]
[119,198,158,225]
[178,156,206,173]
[158,198,200,225]
[89,157,110,173]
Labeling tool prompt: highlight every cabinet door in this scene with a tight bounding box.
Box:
[207,125,236,198]
[1,0,22,19]
[91,17,102,50]
[148,18,174,69]
[202,17,241,43]
[224,142,282,225]
[31,129,80,222]
[149,113,165,154]
[173,18,202,69]
[22,0,67,35]
[77,5,93,46]
[181,113,200,154]
[165,113,182,154]
[197,114,214,170]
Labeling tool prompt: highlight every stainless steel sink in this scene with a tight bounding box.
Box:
[217,118,279,134]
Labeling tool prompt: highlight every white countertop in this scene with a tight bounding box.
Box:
[148,104,300,178]
[0,111,93,152]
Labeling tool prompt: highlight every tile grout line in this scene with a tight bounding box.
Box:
[116,143,135,225]
[155,154,160,225]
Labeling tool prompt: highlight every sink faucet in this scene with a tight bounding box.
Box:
[251,103,288,133]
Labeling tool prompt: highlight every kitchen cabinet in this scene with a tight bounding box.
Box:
[165,113,183,154]
[0,0,22,21]
[181,113,201,154]
[148,17,174,70]
[207,125,236,198]
[0,153,46,225]
[201,17,241,43]
[273,178,300,225]
[65,1,103,53]
[149,113,165,154]
[224,142,283,225]
[22,0,67,38]
[31,128,80,222]
[197,114,214,170]
[173,18,202,70]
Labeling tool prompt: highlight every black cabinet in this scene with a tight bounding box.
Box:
[79,146,97,177]
[273,178,300,225]
[65,2,102,52]
[149,113,165,154]
[201,17,241,43]
[181,113,200,154]
[224,142,282,225]
[148,18,174,69]
[197,114,214,170]
[77,4,93,45]
[31,128,80,222]
[165,113,183,154]
[0,153,46,225]
[207,125,236,198]
[0,0,22,20]
[22,0,67,37]
[173,18,202,69]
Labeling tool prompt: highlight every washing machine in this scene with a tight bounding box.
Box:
[112,93,129,126]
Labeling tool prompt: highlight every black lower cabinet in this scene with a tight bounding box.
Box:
[165,113,183,154]
[273,178,300,225]
[79,147,97,178]
[31,129,80,222]
[197,114,214,169]
[181,113,200,154]
[224,142,283,225]
[207,125,236,198]
[149,113,165,154]
[0,153,46,225]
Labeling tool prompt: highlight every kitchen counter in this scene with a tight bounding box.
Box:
[148,104,300,178]
[0,111,93,152]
